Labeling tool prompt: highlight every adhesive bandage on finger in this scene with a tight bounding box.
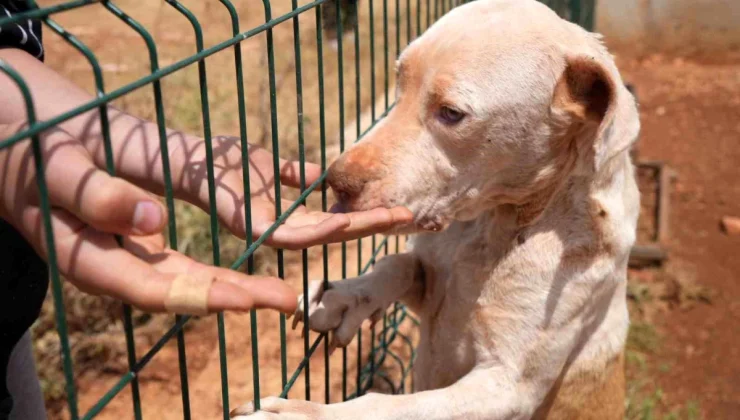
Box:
[164,274,213,315]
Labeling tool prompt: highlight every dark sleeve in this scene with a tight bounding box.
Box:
[0,220,49,409]
[0,0,44,61]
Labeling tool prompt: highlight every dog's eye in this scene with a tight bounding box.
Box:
[438,106,465,125]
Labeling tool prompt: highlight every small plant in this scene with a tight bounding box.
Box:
[627,322,660,354]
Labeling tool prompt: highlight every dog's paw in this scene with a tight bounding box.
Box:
[291,280,386,352]
[230,397,325,419]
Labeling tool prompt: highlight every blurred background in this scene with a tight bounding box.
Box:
[22,0,740,419]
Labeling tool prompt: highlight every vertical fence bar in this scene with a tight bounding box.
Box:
[426,0,431,30]
[367,0,379,389]
[396,0,401,59]
[367,232,376,391]
[0,61,80,420]
[354,0,362,141]
[406,0,412,45]
[383,0,389,110]
[314,2,332,405]
[288,0,312,402]
[356,236,364,395]
[216,0,263,411]
[396,0,409,378]
[102,3,191,417]
[369,0,376,122]
[266,0,290,392]
[352,0,365,399]
[416,0,422,38]
[333,0,350,402]
[581,0,595,31]
[383,0,394,393]
[163,2,230,416]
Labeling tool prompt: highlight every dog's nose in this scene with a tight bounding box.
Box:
[326,158,367,205]
[326,143,384,206]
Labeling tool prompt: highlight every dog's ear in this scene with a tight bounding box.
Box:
[553,55,614,123]
[552,54,638,172]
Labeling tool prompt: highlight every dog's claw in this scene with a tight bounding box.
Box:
[291,310,301,330]
[229,401,255,417]
[292,279,388,353]
[369,308,384,329]
[328,333,339,356]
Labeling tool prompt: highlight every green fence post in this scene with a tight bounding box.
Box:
[352,0,365,398]
[161,2,230,417]
[313,1,332,405]
[216,0,263,412]
[0,61,80,420]
[258,0,290,396]
[286,0,312,402]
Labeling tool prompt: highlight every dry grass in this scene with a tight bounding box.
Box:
[624,264,712,419]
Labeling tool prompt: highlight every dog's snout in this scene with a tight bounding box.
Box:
[326,144,384,206]
[327,160,366,203]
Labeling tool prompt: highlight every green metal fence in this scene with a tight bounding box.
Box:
[0,0,593,418]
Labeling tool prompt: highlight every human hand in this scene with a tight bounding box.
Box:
[0,48,413,252]
[165,136,413,250]
[0,124,296,315]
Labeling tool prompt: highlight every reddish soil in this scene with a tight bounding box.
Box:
[618,54,740,418]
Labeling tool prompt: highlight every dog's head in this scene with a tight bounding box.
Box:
[327,0,639,232]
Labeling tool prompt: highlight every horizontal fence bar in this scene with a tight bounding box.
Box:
[279,334,326,398]
[79,315,191,418]
[0,0,331,149]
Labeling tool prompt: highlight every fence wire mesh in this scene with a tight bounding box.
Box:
[0,0,593,418]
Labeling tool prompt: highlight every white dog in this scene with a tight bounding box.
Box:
[233,0,639,418]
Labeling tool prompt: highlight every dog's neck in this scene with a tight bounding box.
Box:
[482,149,637,254]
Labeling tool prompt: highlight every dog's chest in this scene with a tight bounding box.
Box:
[407,207,632,392]
[410,219,527,310]
[408,222,536,388]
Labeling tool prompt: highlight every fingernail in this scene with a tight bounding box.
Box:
[394,215,413,225]
[133,201,163,233]
[397,208,415,224]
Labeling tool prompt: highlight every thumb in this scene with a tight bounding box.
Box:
[36,130,167,236]
[74,173,167,236]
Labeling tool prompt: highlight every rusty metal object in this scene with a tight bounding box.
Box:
[629,245,668,268]
[629,160,676,267]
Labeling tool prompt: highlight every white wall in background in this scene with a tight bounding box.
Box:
[595,0,740,58]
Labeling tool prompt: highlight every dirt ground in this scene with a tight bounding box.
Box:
[617,53,740,418]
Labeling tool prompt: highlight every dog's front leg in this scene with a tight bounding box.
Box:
[231,253,425,420]
[231,367,532,420]
[289,252,423,350]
